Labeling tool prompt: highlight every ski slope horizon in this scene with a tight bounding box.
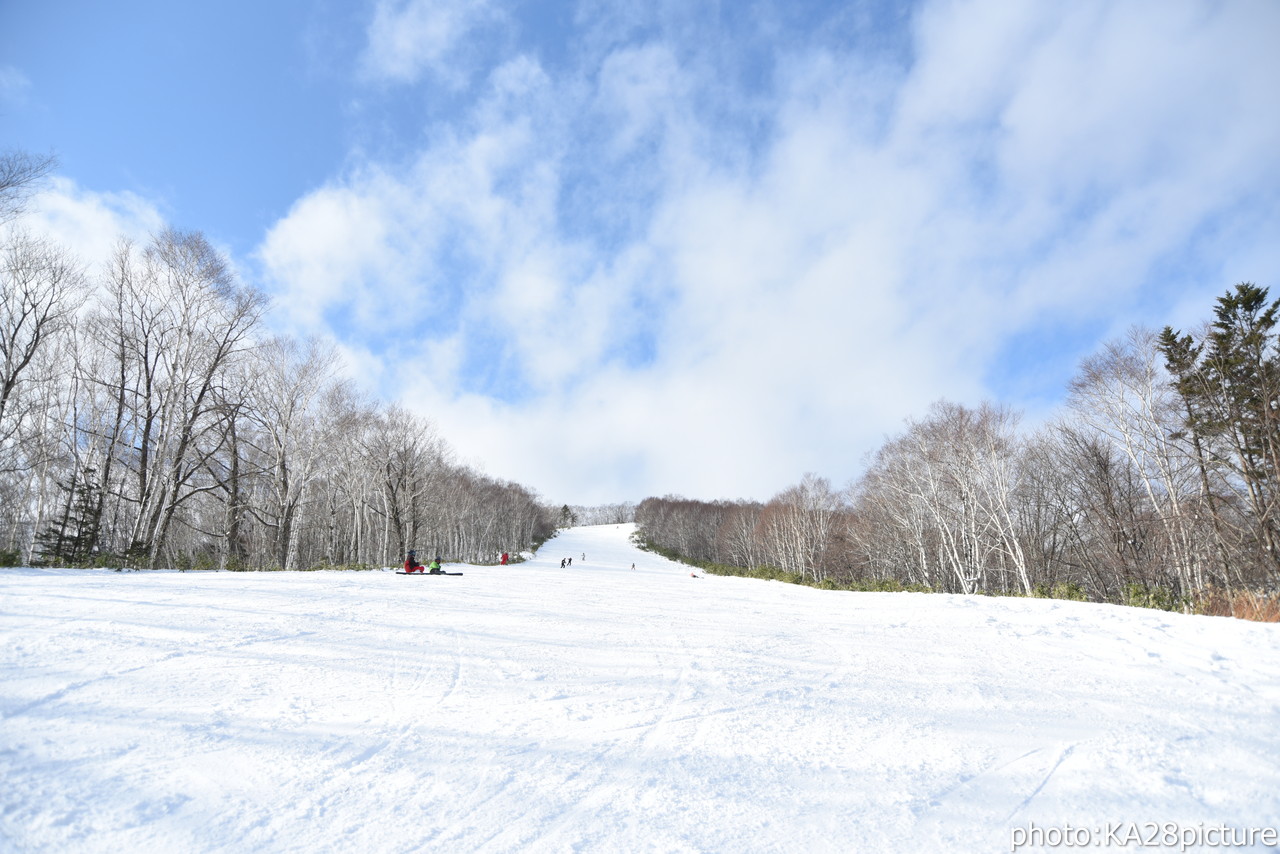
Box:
[2,524,1278,852]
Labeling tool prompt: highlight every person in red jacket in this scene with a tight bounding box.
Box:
[404,550,425,573]
[500,552,509,565]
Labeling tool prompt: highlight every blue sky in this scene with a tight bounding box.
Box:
[4,0,1279,504]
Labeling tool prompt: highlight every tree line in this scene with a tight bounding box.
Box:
[558,502,637,528]
[637,285,1280,616]
[1,151,556,569]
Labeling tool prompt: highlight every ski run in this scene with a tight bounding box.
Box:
[2,523,1278,852]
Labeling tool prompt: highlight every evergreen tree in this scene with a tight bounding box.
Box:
[34,468,103,566]
[1159,283,1280,577]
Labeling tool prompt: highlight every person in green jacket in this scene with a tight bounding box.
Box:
[428,556,443,574]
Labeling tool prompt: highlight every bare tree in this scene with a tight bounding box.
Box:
[85,231,266,565]
[365,405,450,563]
[239,337,351,569]
[850,402,1031,594]
[0,150,57,224]
[715,501,763,570]
[850,461,938,588]
[1065,327,1220,593]
[0,231,84,468]
[757,474,842,582]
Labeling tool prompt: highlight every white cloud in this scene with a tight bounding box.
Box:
[360,0,501,85]
[260,0,1280,504]
[256,173,425,336]
[20,177,167,271]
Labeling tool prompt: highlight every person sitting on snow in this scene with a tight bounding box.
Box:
[429,556,443,574]
[404,550,426,573]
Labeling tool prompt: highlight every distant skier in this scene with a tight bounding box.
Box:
[567,557,572,566]
[404,550,425,574]
[581,553,586,562]
[501,552,509,565]
[560,558,566,568]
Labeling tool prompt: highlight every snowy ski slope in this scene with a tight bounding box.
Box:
[2,523,1278,852]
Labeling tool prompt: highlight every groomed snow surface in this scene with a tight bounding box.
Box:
[2,524,1278,853]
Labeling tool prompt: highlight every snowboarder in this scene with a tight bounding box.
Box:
[404,550,425,573]
[428,556,443,574]
[501,552,509,565]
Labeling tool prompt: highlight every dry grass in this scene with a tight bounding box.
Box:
[1193,589,1280,623]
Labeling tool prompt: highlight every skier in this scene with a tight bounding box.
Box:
[501,552,509,565]
[404,550,425,574]
[560,558,566,568]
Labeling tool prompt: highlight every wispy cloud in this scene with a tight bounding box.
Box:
[0,65,32,106]
[360,0,504,86]
[260,0,1280,503]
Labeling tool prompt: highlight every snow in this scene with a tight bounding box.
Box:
[2,523,1278,853]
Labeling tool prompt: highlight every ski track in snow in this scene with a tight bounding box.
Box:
[2,523,1279,853]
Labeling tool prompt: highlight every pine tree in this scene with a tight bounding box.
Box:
[34,469,103,566]
[1159,283,1280,578]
